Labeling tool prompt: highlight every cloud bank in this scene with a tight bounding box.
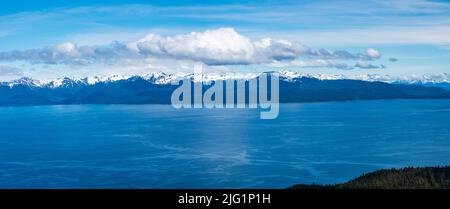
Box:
[0,28,384,70]
[0,65,23,76]
[128,28,314,65]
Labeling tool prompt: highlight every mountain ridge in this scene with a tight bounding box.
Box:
[2,71,450,89]
[1,72,450,106]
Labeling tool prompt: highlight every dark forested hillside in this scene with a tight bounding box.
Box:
[290,166,450,189]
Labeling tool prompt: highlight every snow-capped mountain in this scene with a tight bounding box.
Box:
[1,71,450,106]
[2,71,450,89]
[278,71,450,84]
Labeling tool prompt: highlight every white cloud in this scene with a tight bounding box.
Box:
[54,42,77,55]
[307,48,380,60]
[253,38,309,61]
[366,48,381,59]
[354,60,385,69]
[0,28,383,70]
[131,28,256,65]
[129,28,311,65]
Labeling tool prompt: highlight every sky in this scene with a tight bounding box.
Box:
[0,0,450,81]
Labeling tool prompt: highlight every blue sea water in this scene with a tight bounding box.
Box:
[0,99,450,188]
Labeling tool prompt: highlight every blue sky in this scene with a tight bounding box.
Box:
[0,0,450,80]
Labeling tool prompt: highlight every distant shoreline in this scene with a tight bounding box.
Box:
[2,98,450,108]
[289,166,450,189]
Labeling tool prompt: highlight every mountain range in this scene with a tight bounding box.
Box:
[1,71,450,106]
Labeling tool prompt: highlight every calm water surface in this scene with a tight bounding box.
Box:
[1,99,450,188]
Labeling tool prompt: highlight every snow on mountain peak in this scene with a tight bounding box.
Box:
[2,71,450,88]
[6,77,43,88]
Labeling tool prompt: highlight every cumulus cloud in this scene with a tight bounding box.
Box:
[307,48,381,61]
[366,48,381,59]
[55,42,77,54]
[129,28,310,65]
[354,61,385,69]
[130,28,257,65]
[0,41,133,65]
[0,28,384,70]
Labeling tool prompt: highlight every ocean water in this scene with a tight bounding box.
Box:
[0,99,450,188]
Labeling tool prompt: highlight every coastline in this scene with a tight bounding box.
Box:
[289,166,450,189]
